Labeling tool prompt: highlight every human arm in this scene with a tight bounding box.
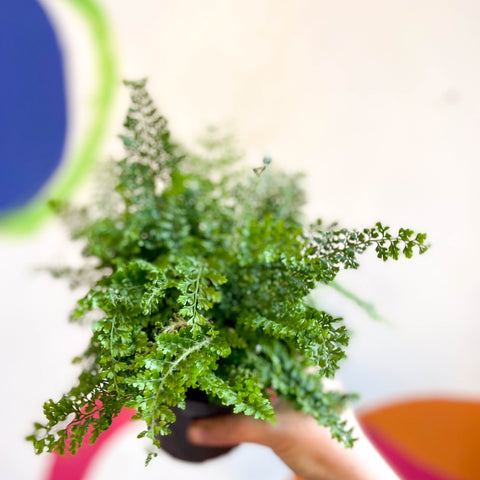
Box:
[187,405,400,480]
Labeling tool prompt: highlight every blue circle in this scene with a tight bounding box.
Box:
[0,0,67,213]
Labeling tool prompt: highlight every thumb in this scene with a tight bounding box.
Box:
[187,414,276,447]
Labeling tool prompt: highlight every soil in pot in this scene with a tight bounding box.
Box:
[159,389,235,462]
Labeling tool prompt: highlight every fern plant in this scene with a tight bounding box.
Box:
[28,80,428,465]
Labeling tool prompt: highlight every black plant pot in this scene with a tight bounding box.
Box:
[159,390,235,462]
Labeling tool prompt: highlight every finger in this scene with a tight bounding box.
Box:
[187,414,276,447]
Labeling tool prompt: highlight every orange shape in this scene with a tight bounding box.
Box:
[358,398,480,480]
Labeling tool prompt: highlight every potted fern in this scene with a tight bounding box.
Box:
[28,80,428,465]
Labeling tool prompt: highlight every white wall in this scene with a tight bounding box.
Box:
[102,0,480,401]
[2,1,479,478]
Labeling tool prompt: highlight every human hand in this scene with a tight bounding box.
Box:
[187,405,399,480]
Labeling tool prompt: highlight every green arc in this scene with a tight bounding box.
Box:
[0,0,118,235]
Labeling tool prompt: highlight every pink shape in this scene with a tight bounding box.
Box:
[45,407,136,480]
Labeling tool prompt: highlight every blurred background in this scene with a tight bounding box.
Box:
[1,0,479,479]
